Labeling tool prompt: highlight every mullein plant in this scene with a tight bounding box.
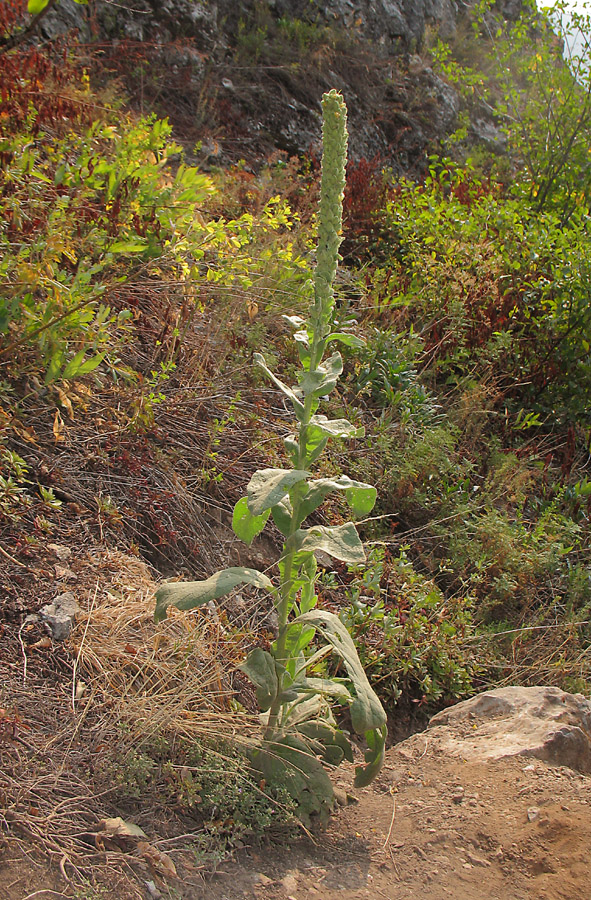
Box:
[155,91,387,825]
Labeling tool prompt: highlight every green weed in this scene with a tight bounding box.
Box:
[155,92,387,827]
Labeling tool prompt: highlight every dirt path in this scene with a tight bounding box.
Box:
[2,733,590,900]
[201,742,591,900]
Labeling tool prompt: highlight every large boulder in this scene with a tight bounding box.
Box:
[420,686,591,774]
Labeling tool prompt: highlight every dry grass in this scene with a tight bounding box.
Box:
[0,546,259,896]
[71,548,253,741]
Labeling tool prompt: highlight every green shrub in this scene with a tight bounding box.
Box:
[339,547,476,708]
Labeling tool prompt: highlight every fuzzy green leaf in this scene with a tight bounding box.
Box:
[300,676,353,704]
[297,721,354,765]
[240,648,278,711]
[250,736,335,828]
[326,331,365,349]
[300,429,329,467]
[299,476,377,521]
[155,567,273,622]
[299,352,343,398]
[309,414,364,439]
[283,620,316,660]
[293,523,366,564]
[354,723,388,788]
[271,499,292,536]
[283,434,299,466]
[282,315,306,329]
[247,468,309,516]
[296,609,387,785]
[232,496,270,545]
[297,610,387,734]
[254,353,305,420]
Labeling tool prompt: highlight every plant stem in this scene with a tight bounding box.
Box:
[265,91,348,741]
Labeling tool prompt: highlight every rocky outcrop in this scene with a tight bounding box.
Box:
[38,0,522,167]
[273,0,460,46]
[401,686,591,774]
[42,0,462,48]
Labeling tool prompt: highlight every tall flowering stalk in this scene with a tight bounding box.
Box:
[155,91,387,825]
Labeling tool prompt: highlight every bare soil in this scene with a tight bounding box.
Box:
[2,739,590,900]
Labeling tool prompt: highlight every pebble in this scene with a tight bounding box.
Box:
[452,788,465,804]
[282,874,298,892]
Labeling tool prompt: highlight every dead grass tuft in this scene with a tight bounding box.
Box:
[71,549,253,744]
[0,547,257,895]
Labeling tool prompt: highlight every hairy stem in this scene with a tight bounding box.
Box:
[265,91,348,739]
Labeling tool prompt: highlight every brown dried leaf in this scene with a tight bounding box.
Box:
[52,410,65,444]
[137,841,177,879]
[29,637,52,651]
[98,816,147,841]
[55,386,74,420]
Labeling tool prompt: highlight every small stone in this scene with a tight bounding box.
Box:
[527,806,540,822]
[40,592,80,641]
[282,874,298,892]
[48,543,72,560]
[465,851,491,868]
[256,874,273,886]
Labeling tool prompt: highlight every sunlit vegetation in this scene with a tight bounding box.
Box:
[1,1,591,834]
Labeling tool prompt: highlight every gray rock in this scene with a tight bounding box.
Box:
[471,117,508,151]
[38,0,523,168]
[40,591,80,641]
[425,686,591,774]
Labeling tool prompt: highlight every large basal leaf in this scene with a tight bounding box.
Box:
[247,468,309,517]
[296,609,387,785]
[298,352,343,398]
[240,648,278,711]
[297,721,354,766]
[293,522,366,564]
[297,610,386,733]
[250,736,335,828]
[299,475,377,521]
[232,496,270,545]
[354,722,388,788]
[154,567,273,622]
